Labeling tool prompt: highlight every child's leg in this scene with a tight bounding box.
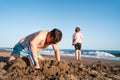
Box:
[75,50,79,60]
[78,50,81,60]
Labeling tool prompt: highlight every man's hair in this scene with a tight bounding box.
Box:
[75,27,80,32]
[50,28,62,43]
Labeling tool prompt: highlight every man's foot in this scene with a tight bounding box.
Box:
[7,56,16,65]
[7,55,20,65]
[7,60,14,65]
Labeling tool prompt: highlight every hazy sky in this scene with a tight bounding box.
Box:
[0,0,120,50]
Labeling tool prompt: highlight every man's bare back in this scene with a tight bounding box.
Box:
[19,30,49,51]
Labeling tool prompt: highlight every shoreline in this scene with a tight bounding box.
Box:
[0,48,119,63]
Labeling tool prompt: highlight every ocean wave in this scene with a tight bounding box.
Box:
[83,51,115,58]
[2,48,120,61]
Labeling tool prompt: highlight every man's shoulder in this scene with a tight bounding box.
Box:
[38,30,49,34]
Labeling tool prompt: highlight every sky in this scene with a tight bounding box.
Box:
[0,0,120,50]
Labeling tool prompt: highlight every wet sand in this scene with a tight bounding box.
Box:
[0,49,120,80]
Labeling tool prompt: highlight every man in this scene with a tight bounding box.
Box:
[8,28,62,69]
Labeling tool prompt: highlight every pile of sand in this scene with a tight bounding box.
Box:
[0,56,120,80]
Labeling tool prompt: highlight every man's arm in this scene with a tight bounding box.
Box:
[52,44,60,61]
[30,32,44,68]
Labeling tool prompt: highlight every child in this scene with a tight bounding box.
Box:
[72,27,83,60]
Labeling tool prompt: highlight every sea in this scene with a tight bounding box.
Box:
[3,48,120,61]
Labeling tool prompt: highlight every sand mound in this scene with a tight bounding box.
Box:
[0,56,120,80]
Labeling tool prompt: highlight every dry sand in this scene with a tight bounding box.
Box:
[0,49,120,80]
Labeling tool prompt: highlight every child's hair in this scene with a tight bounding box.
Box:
[75,27,80,32]
[50,28,62,43]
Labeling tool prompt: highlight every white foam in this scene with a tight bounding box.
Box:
[39,50,120,61]
[83,51,115,58]
[5,48,120,61]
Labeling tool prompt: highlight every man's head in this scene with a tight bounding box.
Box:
[50,28,62,44]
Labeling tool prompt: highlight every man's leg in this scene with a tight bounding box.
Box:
[8,54,20,64]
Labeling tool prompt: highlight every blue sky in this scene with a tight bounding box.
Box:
[0,0,120,50]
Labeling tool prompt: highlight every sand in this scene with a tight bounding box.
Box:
[0,49,120,80]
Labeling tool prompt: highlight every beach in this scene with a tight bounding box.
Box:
[0,49,120,80]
